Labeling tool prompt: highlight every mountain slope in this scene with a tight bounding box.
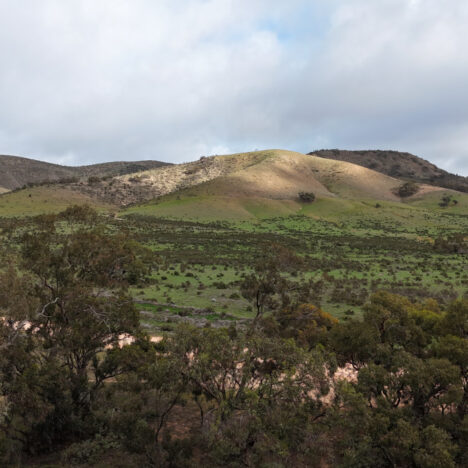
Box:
[0,155,76,190]
[183,150,403,201]
[0,186,115,217]
[65,150,279,205]
[122,149,458,220]
[0,149,465,220]
[0,154,170,191]
[309,149,468,192]
[74,160,171,178]
[74,149,413,207]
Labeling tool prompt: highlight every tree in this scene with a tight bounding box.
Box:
[241,244,302,328]
[395,181,419,198]
[298,191,316,203]
[106,338,190,466]
[266,303,338,349]
[0,209,150,459]
[433,334,468,419]
[168,325,334,466]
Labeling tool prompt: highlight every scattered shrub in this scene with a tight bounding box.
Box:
[395,181,419,198]
[298,191,316,203]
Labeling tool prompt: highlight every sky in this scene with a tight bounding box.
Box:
[0,0,467,175]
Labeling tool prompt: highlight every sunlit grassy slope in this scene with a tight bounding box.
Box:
[124,194,302,221]
[124,189,468,228]
[0,186,115,217]
[116,149,405,205]
[1,149,467,223]
[121,149,397,219]
[123,149,468,222]
[408,189,468,214]
[186,149,405,201]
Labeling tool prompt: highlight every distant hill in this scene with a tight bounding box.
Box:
[308,149,468,193]
[122,149,468,221]
[0,154,171,191]
[71,149,413,207]
[1,149,466,219]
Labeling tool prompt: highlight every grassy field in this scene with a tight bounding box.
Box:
[123,194,302,220]
[0,186,114,217]
[117,202,468,330]
[1,178,466,333]
[123,188,468,223]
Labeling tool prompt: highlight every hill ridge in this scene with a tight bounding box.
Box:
[102,149,420,206]
[0,154,171,191]
[1,149,466,219]
[309,149,468,192]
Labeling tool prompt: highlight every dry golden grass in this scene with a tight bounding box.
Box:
[3,149,463,217]
[117,149,405,203]
[408,183,447,198]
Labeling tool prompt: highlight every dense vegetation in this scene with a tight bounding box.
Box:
[298,192,316,203]
[0,207,466,466]
[395,181,420,198]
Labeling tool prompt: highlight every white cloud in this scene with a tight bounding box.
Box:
[0,0,467,175]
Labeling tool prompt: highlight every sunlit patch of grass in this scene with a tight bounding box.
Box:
[0,186,114,217]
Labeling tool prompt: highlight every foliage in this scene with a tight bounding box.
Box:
[240,245,302,326]
[396,181,420,198]
[439,195,458,208]
[0,209,149,461]
[298,191,316,203]
[434,234,467,253]
[0,207,467,466]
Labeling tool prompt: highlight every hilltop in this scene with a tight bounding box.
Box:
[0,154,171,191]
[309,149,468,193]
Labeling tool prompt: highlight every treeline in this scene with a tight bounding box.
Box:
[0,208,467,467]
[10,174,115,192]
[9,176,80,192]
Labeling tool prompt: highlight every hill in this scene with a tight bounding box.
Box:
[309,149,468,193]
[179,150,403,201]
[123,150,465,221]
[1,149,465,220]
[0,154,170,191]
[0,185,115,217]
[74,149,407,208]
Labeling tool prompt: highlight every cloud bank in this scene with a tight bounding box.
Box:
[0,0,467,175]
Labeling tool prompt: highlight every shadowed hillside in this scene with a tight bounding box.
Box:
[0,154,171,191]
[309,149,468,193]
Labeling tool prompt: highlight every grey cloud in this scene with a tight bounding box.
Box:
[0,0,467,175]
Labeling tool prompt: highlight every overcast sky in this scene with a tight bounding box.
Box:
[0,0,467,175]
